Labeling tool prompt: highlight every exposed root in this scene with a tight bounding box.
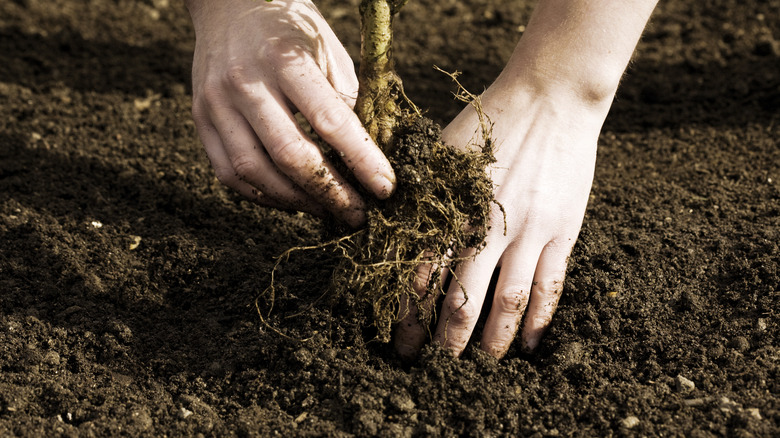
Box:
[259,105,496,343]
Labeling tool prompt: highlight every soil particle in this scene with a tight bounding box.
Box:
[728,336,751,353]
[676,375,696,393]
[293,347,314,368]
[620,415,640,429]
[130,408,153,430]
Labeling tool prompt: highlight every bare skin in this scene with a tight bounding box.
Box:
[186,0,396,227]
[186,0,659,358]
[395,0,660,359]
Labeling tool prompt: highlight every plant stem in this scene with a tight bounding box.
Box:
[356,0,407,152]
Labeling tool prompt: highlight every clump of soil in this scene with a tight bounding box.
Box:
[265,114,496,343]
[333,115,495,341]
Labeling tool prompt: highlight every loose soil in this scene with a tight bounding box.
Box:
[1,0,778,436]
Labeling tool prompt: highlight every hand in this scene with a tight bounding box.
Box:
[394,76,610,359]
[186,0,395,226]
[392,0,656,360]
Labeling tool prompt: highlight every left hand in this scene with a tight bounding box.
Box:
[394,75,609,359]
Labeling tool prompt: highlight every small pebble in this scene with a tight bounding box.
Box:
[390,393,416,412]
[620,416,640,429]
[293,348,313,368]
[43,350,61,366]
[718,396,740,412]
[178,407,193,419]
[676,375,696,393]
[683,397,712,407]
[728,336,750,352]
[131,409,153,430]
[746,408,762,420]
[128,235,142,250]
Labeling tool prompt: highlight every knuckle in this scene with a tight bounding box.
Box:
[270,137,311,171]
[337,76,359,108]
[344,74,359,98]
[495,288,530,314]
[533,279,564,299]
[446,297,480,327]
[213,166,238,188]
[262,37,308,61]
[230,154,260,181]
[190,99,210,125]
[308,104,353,139]
[199,81,225,108]
[224,64,254,93]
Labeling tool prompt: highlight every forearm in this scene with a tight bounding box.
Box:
[185,0,267,30]
[501,0,658,107]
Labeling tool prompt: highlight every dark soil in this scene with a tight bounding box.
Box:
[1,0,778,436]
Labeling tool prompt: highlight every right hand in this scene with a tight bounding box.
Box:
[186,0,396,226]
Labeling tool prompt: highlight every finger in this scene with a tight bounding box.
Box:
[277,58,396,200]
[479,243,541,358]
[320,42,359,109]
[195,116,325,216]
[521,239,573,351]
[394,257,440,360]
[207,106,328,215]
[237,89,368,226]
[433,243,504,357]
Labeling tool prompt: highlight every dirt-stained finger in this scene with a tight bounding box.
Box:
[394,257,441,360]
[480,244,540,358]
[277,57,396,200]
[194,115,328,217]
[205,105,329,211]
[237,89,367,226]
[433,244,504,357]
[521,239,573,351]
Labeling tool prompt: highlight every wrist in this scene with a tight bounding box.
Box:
[472,69,614,155]
[499,30,630,111]
[497,0,657,109]
[486,60,620,129]
[185,0,215,30]
[184,0,203,17]
[497,56,621,112]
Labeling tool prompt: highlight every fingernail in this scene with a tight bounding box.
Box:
[371,172,396,199]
